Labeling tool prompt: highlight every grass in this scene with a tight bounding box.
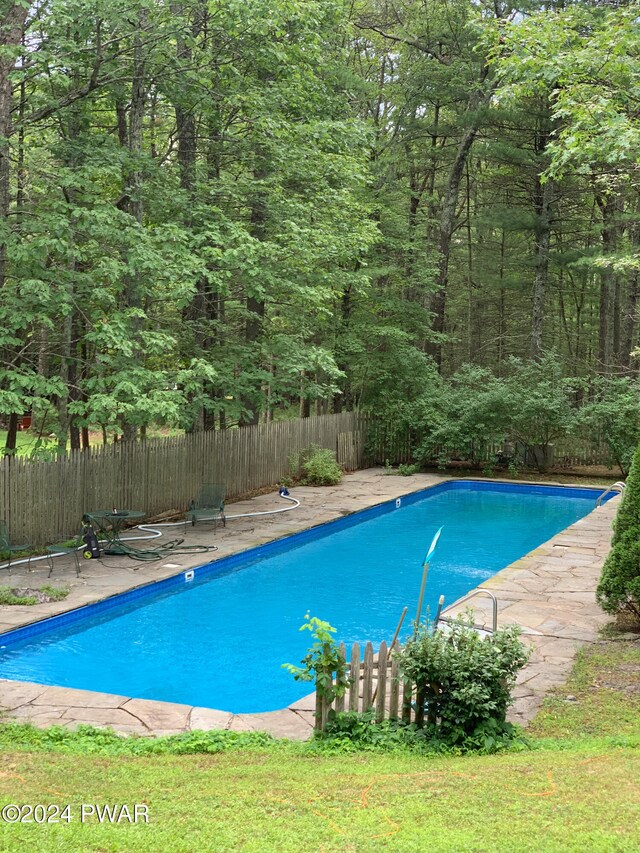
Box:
[0,636,639,851]
[0,430,56,459]
[0,739,638,852]
[0,427,184,458]
[530,636,640,741]
[0,585,69,606]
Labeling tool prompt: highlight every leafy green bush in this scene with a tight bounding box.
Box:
[397,462,420,476]
[597,444,640,618]
[414,365,510,468]
[317,710,527,754]
[369,358,637,474]
[503,356,577,463]
[578,377,640,476]
[395,615,530,743]
[296,444,342,485]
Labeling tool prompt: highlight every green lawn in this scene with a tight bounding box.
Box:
[0,741,638,852]
[0,430,56,458]
[530,638,640,741]
[0,427,186,459]
[0,636,638,852]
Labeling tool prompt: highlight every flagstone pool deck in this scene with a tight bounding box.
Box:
[0,469,618,739]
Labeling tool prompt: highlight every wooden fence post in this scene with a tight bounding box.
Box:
[375,641,388,722]
[348,642,360,712]
[362,642,374,712]
[388,657,401,719]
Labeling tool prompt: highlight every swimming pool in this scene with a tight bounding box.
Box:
[0,481,608,713]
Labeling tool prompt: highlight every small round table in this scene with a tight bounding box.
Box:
[83,510,146,555]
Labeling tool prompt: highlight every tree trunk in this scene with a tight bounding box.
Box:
[620,270,639,372]
[239,153,267,427]
[429,73,496,370]
[333,283,353,413]
[0,4,28,289]
[120,9,148,442]
[596,194,617,374]
[4,413,18,456]
[530,176,554,361]
[497,229,506,368]
[0,6,28,454]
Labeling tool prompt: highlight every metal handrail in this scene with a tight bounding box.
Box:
[596,481,626,507]
[438,589,498,633]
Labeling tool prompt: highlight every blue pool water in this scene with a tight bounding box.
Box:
[0,482,605,713]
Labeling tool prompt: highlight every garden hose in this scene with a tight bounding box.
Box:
[102,538,216,563]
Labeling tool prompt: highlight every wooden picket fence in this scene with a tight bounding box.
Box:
[0,412,367,546]
[315,640,414,731]
[364,426,615,471]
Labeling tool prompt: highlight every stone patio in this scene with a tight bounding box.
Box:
[0,470,618,738]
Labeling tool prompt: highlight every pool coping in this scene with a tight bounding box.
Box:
[0,470,619,739]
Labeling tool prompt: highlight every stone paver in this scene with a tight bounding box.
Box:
[0,470,619,737]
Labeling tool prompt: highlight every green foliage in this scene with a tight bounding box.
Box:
[1,0,638,456]
[316,710,527,755]
[0,722,278,756]
[578,378,640,476]
[293,444,343,486]
[283,614,350,704]
[397,463,420,476]
[376,359,638,474]
[0,587,37,606]
[414,365,511,468]
[503,357,577,453]
[0,585,69,606]
[39,585,70,601]
[611,444,640,547]
[597,444,640,618]
[596,532,640,619]
[396,615,530,742]
[405,359,577,471]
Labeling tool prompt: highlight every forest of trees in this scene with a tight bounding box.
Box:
[1,0,640,455]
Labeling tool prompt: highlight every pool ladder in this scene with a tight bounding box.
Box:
[596,481,626,507]
[437,589,498,634]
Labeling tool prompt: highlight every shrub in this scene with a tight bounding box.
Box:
[578,377,640,476]
[503,356,578,470]
[414,365,510,468]
[397,463,420,476]
[317,710,526,754]
[395,615,530,743]
[597,444,640,618]
[296,444,342,486]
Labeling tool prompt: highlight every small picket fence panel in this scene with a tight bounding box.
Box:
[315,640,418,731]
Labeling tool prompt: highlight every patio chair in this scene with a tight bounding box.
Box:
[187,483,226,531]
[0,519,32,574]
[46,532,85,578]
